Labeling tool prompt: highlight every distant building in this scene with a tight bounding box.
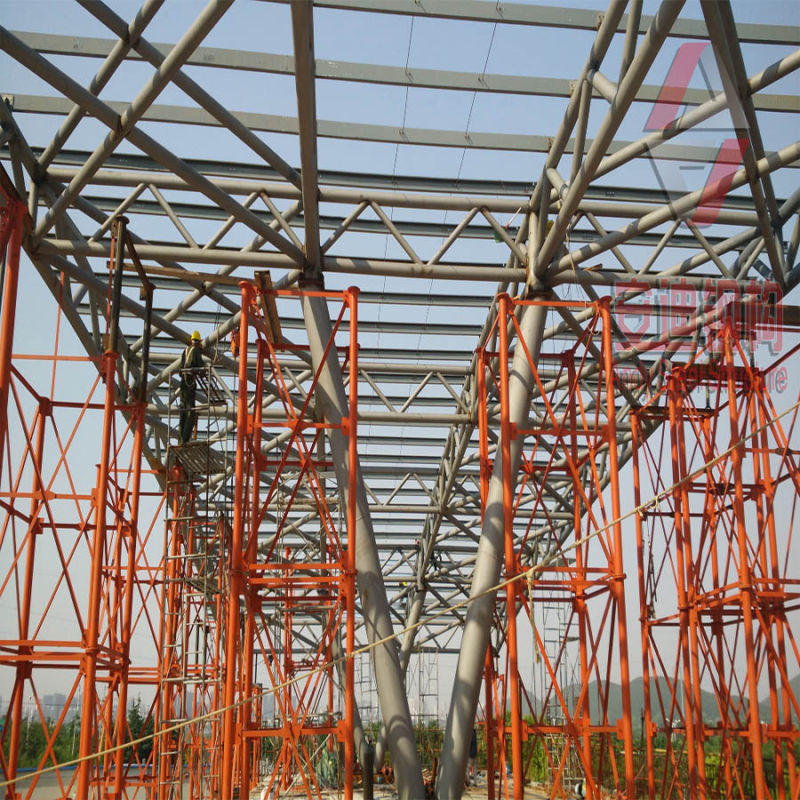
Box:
[41,693,80,722]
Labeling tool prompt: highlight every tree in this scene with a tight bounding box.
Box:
[126,696,154,764]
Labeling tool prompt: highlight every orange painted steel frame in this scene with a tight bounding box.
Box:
[0,177,155,800]
[477,295,636,800]
[632,311,800,800]
[155,467,225,800]
[218,282,357,800]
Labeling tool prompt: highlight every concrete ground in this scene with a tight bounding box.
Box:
[341,774,556,800]
[255,771,561,799]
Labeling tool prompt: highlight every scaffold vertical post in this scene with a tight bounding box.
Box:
[599,298,636,799]
[76,347,118,800]
[723,324,767,800]
[483,648,495,800]
[345,286,359,799]
[0,174,25,485]
[631,411,656,800]
[221,281,253,800]
[497,293,524,799]
[111,396,146,800]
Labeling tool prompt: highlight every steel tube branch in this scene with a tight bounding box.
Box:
[0,26,305,264]
[437,299,548,798]
[528,0,628,214]
[548,139,800,280]
[76,0,300,187]
[534,0,685,279]
[35,0,235,240]
[38,0,165,169]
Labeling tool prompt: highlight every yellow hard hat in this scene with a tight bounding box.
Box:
[191,330,201,341]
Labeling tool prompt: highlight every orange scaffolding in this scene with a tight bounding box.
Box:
[218,281,357,800]
[0,180,160,800]
[477,295,635,800]
[155,459,227,800]
[632,309,800,800]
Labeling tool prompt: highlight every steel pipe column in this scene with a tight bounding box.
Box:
[301,288,425,800]
[437,299,548,798]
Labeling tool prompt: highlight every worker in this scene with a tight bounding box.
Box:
[467,727,478,785]
[178,331,204,444]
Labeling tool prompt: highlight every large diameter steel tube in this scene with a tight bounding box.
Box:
[437,300,548,798]
[301,290,425,800]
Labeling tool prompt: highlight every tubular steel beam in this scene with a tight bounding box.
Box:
[27,145,800,197]
[290,0,322,279]
[437,300,547,798]
[269,0,800,46]
[302,289,425,800]
[13,31,800,113]
[11,92,770,162]
[0,27,306,264]
[43,163,792,218]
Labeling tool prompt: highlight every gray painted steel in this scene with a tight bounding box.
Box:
[436,302,548,797]
[302,291,425,799]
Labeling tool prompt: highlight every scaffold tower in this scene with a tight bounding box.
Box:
[156,361,232,800]
[632,305,800,800]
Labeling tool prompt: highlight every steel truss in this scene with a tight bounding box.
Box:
[632,309,800,800]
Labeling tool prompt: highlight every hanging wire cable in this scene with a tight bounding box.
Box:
[382,15,415,264]
[418,22,500,356]
[454,22,497,185]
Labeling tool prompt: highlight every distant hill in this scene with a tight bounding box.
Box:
[588,676,724,727]
[758,672,800,720]
[524,674,799,727]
